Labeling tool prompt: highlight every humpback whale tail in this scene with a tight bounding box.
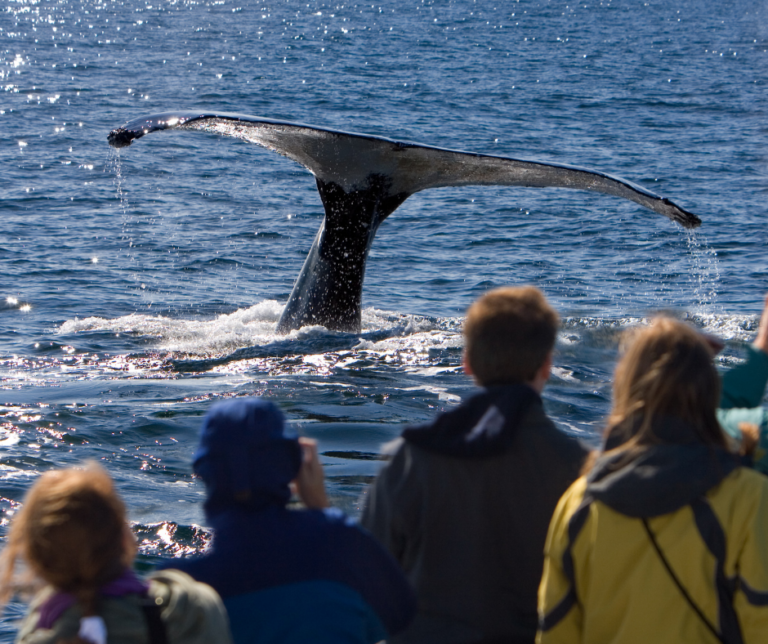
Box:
[108,112,701,333]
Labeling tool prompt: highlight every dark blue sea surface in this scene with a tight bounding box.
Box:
[1,0,767,637]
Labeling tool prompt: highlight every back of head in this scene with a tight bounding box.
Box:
[608,316,725,450]
[194,398,302,517]
[464,286,559,386]
[0,464,129,614]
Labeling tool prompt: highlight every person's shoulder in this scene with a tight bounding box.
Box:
[301,507,405,572]
[565,475,589,503]
[149,566,199,586]
[290,506,370,541]
[23,585,57,616]
[19,587,150,644]
[707,465,768,522]
[15,587,65,644]
[149,568,227,611]
[523,405,589,456]
[373,435,430,480]
[148,569,232,643]
[554,475,590,516]
[313,506,357,528]
[544,476,591,540]
[313,507,381,540]
[721,465,768,492]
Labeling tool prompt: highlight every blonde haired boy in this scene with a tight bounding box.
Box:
[362,286,587,644]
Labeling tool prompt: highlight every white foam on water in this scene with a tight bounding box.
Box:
[688,312,758,343]
[55,302,459,358]
[359,307,451,334]
[356,332,462,352]
[561,312,760,345]
[0,432,20,448]
[561,316,643,331]
[0,463,37,480]
[557,421,601,441]
[51,302,761,370]
[400,385,462,403]
[58,300,285,355]
[308,381,355,388]
[552,367,578,382]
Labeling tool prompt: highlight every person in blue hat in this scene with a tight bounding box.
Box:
[162,397,416,644]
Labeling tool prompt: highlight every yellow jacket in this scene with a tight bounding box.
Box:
[538,421,768,644]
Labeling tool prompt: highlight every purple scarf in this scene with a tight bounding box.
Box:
[37,569,149,630]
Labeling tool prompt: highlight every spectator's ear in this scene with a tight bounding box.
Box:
[541,351,553,379]
[531,351,553,393]
[462,351,473,377]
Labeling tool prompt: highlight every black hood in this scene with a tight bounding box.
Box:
[401,384,541,457]
[587,418,740,518]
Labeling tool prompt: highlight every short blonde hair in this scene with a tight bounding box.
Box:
[0,464,133,615]
[464,286,558,385]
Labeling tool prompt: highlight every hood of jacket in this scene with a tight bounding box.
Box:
[587,417,740,518]
[401,384,541,457]
[193,398,302,518]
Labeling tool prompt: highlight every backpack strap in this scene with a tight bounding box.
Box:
[140,596,169,644]
[642,517,733,644]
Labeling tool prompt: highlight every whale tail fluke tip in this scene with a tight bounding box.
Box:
[677,208,702,230]
[675,206,701,230]
[684,215,702,229]
[107,128,136,148]
[660,198,701,229]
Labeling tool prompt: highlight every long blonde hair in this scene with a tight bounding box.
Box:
[604,316,726,456]
[0,463,134,616]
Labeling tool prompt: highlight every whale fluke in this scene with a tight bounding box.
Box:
[108,112,702,333]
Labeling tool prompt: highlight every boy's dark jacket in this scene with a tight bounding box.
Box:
[361,384,588,644]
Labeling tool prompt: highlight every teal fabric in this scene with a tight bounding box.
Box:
[718,344,768,474]
[223,580,388,644]
[720,344,768,409]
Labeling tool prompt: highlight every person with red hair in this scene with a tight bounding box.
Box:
[0,463,231,644]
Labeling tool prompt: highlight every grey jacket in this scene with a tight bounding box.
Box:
[361,385,587,644]
[16,569,232,644]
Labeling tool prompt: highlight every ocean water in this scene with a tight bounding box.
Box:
[1,0,767,636]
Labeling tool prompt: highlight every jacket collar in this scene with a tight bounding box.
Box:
[37,568,148,630]
[401,384,541,457]
[587,417,740,517]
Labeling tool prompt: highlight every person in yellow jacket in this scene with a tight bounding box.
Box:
[538,316,768,644]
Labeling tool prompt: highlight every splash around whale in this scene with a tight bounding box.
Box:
[108,112,702,333]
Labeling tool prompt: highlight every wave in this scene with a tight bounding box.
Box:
[56,302,451,357]
[134,521,211,560]
[54,302,760,357]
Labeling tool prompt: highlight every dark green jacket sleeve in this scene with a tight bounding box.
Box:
[720,344,768,410]
[718,344,768,474]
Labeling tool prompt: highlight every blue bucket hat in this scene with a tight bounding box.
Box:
[193,398,302,516]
